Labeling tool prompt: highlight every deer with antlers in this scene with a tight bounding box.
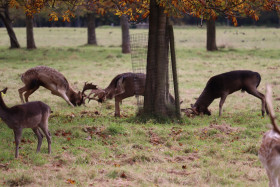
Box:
[83,72,176,117]
[259,85,280,187]
[18,66,95,107]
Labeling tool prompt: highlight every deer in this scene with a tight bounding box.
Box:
[0,87,51,158]
[259,84,280,187]
[188,70,269,116]
[18,66,85,107]
[83,72,176,117]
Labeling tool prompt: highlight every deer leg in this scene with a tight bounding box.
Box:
[271,173,279,187]
[219,94,228,116]
[24,86,39,102]
[114,98,121,117]
[13,128,22,158]
[40,125,51,154]
[18,86,28,103]
[246,88,266,117]
[58,90,75,107]
[32,128,43,153]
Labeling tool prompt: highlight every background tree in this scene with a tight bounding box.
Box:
[26,14,36,49]
[87,12,97,45]
[206,19,217,51]
[0,0,20,48]
[120,14,130,53]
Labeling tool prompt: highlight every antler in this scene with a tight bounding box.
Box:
[181,108,198,117]
[81,82,99,103]
[82,82,98,96]
[81,82,106,103]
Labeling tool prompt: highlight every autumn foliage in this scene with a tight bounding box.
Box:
[8,0,279,24]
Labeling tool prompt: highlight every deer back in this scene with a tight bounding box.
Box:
[21,66,70,91]
[105,73,146,100]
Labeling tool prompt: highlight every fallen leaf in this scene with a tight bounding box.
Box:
[182,165,187,169]
[66,179,76,184]
[114,163,120,167]
[120,172,127,179]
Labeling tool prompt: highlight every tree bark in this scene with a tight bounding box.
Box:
[206,19,218,51]
[26,15,36,49]
[277,12,280,28]
[0,4,20,49]
[120,15,130,53]
[87,13,97,45]
[144,0,171,116]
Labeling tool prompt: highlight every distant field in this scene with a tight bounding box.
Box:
[0,26,279,49]
[0,26,279,186]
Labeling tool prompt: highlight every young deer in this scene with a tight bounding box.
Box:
[18,66,84,107]
[83,72,175,117]
[0,88,51,158]
[259,85,280,187]
[189,70,269,116]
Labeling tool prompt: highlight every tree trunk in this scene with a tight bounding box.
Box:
[144,0,170,116]
[120,15,131,53]
[26,15,36,49]
[277,12,280,28]
[87,13,97,45]
[0,4,20,48]
[206,19,218,51]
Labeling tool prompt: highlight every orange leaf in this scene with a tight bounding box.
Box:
[66,179,76,184]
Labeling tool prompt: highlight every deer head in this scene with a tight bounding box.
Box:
[189,104,211,116]
[70,91,84,106]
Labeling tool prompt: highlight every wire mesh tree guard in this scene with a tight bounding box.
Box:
[130,32,178,116]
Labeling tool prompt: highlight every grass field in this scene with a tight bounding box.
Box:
[0,26,280,186]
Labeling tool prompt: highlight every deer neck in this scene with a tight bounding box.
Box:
[194,90,214,109]
[66,86,77,98]
[0,96,11,119]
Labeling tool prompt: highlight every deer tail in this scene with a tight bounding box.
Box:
[255,72,261,88]
[266,84,280,135]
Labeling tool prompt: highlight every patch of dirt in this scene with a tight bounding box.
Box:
[200,123,243,135]
[167,169,193,176]
[147,129,164,145]
[121,155,163,165]
[166,153,199,163]
[80,110,100,117]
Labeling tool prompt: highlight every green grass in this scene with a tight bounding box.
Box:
[0,26,279,186]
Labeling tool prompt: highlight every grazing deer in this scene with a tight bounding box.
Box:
[189,70,269,116]
[0,87,51,158]
[83,72,175,117]
[259,85,280,187]
[18,66,84,107]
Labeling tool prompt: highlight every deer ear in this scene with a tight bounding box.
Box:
[1,87,8,94]
[115,77,125,96]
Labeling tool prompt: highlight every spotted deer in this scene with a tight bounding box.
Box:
[259,85,280,187]
[18,66,85,107]
[83,72,175,117]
